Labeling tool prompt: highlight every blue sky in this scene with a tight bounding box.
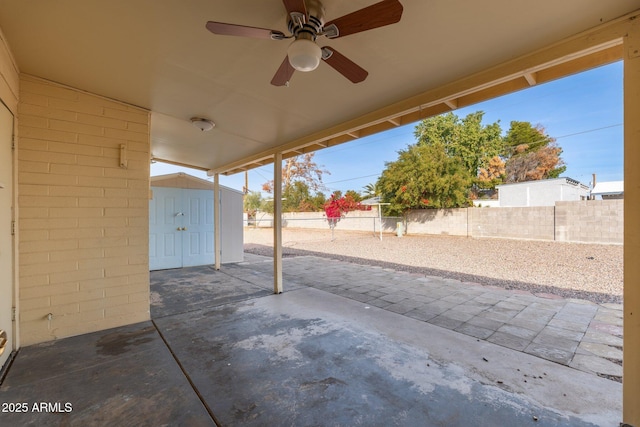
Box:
[151,61,623,195]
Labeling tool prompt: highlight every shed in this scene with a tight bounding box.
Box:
[149,173,244,270]
[497,178,590,207]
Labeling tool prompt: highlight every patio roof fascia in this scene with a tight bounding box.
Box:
[207,10,638,177]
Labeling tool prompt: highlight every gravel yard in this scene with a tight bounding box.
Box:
[244,227,623,304]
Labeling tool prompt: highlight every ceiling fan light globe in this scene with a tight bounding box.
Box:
[287,39,322,72]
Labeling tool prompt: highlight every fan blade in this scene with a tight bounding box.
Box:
[271,57,296,86]
[321,47,368,83]
[206,21,283,40]
[324,0,403,39]
[283,0,307,17]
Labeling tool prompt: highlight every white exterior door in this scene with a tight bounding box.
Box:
[182,189,214,267]
[149,187,214,270]
[0,102,14,369]
[149,187,182,270]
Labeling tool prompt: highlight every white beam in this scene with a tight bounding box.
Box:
[523,72,537,86]
[152,157,209,172]
[444,99,458,109]
[387,117,402,126]
[273,152,283,294]
[347,130,360,139]
[213,173,221,271]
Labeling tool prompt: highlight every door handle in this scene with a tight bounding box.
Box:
[176,227,187,231]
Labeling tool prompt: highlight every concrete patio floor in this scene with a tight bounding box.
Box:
[0,254,623,426]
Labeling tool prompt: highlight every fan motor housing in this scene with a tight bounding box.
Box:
[288,0,325,39]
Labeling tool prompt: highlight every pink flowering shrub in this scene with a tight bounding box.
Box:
[323,194,366,228]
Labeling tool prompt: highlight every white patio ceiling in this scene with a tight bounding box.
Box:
[0,0,638,175]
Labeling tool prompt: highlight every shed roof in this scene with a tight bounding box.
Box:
[151,173,243,194]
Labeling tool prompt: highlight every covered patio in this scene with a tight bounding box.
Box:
[1,254,621,425]
[0,1,639,425]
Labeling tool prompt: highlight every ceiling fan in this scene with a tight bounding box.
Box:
[206,0,403,86]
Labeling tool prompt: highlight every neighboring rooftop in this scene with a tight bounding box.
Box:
[360,196,383,205]
[591,181,624,199]
[497,177,589,190]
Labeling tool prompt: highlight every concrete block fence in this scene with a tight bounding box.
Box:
[247,200,623,245]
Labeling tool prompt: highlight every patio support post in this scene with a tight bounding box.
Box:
[624,19,640,427]
[273,152,283,294]
[378,204,383,241]
[213,173,221,271]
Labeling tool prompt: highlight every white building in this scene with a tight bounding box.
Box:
[496,177,590,207]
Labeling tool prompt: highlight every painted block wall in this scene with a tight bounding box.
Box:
[555,200,623,243]
[469,206,555,240]
[264,201,622,244]
[254,210,399,233]
[406,209,468,236]
[281,210,390,232]
[17,75,151,345]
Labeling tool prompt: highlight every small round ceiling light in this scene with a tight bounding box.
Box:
[190,117,215,132]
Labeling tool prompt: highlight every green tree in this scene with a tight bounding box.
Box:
[362,182,379,199]
[414,111,504,180]
[503,121,550,153]
[262,181,328,212]
[262,153,329,193]
[261,153,331,212]
[345,189,363,202]
[307,191,327,211]
[243,191,262,218]
[503,121,566,182]
[282,181,312,212]
[377,142,473,216]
